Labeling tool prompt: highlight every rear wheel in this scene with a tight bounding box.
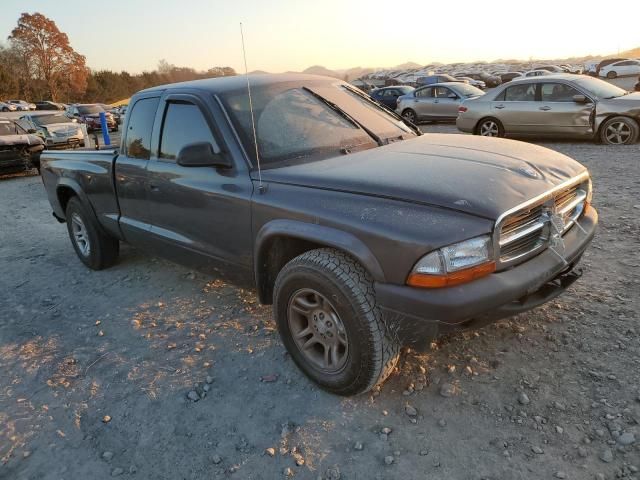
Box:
[476,118,505,137]
[65,197,119,270]
[600,116,639,145]
[274,248,400,396]
[401,109,417,124]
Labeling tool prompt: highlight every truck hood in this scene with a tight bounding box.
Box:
[259,133,587,220]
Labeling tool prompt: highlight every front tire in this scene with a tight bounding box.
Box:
[65,197,119,270]
[274,249,400,396]
[599,116,639,145]
[476,117,505,137]
[606,71,617,79]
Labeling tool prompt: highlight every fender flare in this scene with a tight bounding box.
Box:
[55,177,101,227]
[254,219,386,301]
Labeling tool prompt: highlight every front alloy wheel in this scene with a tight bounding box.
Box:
[288,289,348,372]
[273,248,400,396]
[600,117,639,145]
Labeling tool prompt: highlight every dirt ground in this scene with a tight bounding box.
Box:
[1,126,639,480]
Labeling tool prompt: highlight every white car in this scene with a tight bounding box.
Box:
[0,101,18,112]
[19,113,85,148]
[599,60,640,79]
[523,70,553,77]
[8,99,36,111]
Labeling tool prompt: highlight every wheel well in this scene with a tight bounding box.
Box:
[256,236,340,305]
[56,186,77,217]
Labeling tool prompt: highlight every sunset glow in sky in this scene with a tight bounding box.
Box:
[1,0,638,73]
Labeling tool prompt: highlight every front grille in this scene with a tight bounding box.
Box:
[497,181,587,267]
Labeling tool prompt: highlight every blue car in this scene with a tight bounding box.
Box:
[370,86,415,109]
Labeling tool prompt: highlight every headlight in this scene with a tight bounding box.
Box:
[407,235,495,288]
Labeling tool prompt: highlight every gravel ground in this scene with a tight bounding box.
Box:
[1,126,639,480]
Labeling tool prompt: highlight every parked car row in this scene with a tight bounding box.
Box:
[370,74,639,146]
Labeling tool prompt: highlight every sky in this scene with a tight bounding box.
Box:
[1,0,638,74]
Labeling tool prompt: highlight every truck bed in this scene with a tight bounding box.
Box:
[40,148,122,237]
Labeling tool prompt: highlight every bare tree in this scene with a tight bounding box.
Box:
[8,12,88,101]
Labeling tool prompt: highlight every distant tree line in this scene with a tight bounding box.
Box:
[1,12,236,104]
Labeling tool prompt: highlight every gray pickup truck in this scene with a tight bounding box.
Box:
[40,74,597,395]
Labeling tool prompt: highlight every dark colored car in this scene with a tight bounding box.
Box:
[0,117,45,173]
[498,72,524,83]
[66,104,118,132]
[416,74,462,86]
[458,72,503,88]
[370,86,415,109]
[98,104,122,125]
[39,74,597,396]
[35,101,66,111]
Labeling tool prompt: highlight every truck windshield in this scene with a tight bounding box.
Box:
[219,80,417,168]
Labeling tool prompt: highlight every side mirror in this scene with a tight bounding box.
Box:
[448,93,459,99]
[572,94,589,104]
[27,128,37,134]
[176,142,232,169]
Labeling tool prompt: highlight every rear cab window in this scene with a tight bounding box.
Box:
[124,97,160,159]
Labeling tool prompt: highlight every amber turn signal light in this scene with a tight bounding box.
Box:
[407,261,496,288]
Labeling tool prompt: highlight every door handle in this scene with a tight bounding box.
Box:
[434,100,439,104]
[539,106,552,111]
[494,104,505,109]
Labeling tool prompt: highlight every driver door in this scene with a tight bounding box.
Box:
[144,93,253,271]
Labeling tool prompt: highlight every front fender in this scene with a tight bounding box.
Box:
[254,219,386,302]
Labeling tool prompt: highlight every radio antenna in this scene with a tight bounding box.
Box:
[240,22,263,189]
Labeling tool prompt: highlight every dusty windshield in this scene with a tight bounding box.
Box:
[219,80,417,167]
[0,120,21,136]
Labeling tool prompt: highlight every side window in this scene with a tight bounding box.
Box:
[415,87,432,98]
[159,102,218,161]
[434,87,454,98]
[494,90,506,101]
[540,83,581,102]
[504,84,537,101]
[383,89,397,97]
[125,97,159,159]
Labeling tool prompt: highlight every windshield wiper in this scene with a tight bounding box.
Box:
[302,87,384,146]
[341,84,422,136]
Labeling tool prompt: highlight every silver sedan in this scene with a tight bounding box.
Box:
[457,74,640,145]
[396,82,485,123]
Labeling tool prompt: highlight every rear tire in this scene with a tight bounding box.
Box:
[401,109,417,124]
[599,116,639,145]
[273,248,400,396]
[65,196,119,270]
[475,117,505,137]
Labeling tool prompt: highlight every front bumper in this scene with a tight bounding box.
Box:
[45,136,84,148]
[376,205,597,350]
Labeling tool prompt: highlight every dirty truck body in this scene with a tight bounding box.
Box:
[40,74,597,395]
